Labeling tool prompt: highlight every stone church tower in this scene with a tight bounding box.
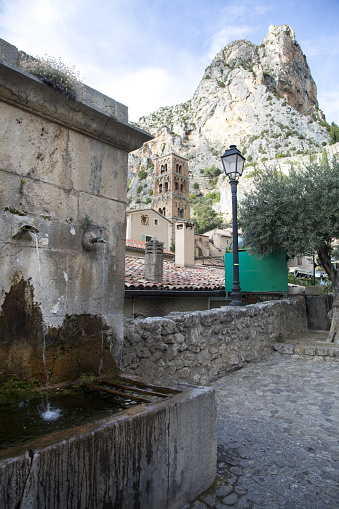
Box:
[152,153,190,222]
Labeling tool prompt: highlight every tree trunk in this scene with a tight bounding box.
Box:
[327,279,339,343]
[317,244,339,343]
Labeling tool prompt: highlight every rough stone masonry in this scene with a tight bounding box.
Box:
[122,296,307,386]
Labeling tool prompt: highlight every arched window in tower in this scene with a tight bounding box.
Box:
[176,164,179,172]
[175,182,178,190]
[165,164,167,172]
[159,183,162,193]
[165,182,168,192]
[158,208,163,215]
[163,207,166,216]
[181,183,183,192]
[180,209,184,218]
[178,165,182,174]
[161,165,164,174]
[178,207,180,217]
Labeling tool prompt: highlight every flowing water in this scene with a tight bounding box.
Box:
[99,243,106,376]
[12,233,112,440]
[30,232,59,420]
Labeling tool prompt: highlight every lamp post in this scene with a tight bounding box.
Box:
[221,145,246,306]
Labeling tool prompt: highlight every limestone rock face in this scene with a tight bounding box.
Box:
[128,25,332,217]
[259,25,318,115]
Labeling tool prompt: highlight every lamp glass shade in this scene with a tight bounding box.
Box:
[221,145,245,179]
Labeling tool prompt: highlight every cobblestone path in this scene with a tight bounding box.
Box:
[185,354,339,509]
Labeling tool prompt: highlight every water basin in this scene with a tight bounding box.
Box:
[0,389,134,450]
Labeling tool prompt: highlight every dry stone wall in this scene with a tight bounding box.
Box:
[122,297,307,386]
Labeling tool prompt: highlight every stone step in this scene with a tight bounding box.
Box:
[272,341,339,360]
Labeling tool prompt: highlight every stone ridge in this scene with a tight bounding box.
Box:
[127,25,332,218]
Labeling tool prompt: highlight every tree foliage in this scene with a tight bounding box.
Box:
[329,122,339,145]
[239,162,339,257]
[192,204,224,234]
[239,161,339,342]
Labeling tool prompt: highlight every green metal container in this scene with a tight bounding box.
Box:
[225,251,288,292]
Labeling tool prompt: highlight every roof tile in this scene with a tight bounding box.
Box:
[125,256,225,291]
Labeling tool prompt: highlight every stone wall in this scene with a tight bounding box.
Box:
[122,297,307,386]
[305,295,333,331]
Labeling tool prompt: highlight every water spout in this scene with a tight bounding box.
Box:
[89,237,106,244]
[12,223,39,239]
[81,226,107,251]
[21,224,39,233]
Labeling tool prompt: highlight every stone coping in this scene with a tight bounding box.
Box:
[272,331,339,360]
[0,60,152,152]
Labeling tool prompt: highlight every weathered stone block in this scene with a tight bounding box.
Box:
[305,295,332,331]
[0,38,18,65]
[304,346,316,356]
[316,346,329,356]
[0,385,216,509]
[273,344,294,354]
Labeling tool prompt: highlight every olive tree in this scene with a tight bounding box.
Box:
[239,160,339,343]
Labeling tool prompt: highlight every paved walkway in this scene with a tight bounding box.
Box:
[185,349,339,508]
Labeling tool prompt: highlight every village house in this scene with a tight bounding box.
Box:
[126,208,173,250]
[124,153,234,316]
[124,240,227,318]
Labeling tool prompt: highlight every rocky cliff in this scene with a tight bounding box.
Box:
[128,25,332,219]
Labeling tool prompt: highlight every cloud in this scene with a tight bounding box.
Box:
[0,0,84,61]
[206,25,255,60]
[318,91,339,125]
[1,0,337,125]
[83,63,200,121]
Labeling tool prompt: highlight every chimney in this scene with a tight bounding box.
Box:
[175,221,195,267]
[144,240,163,282]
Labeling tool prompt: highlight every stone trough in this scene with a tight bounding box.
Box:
[0,382,216,509]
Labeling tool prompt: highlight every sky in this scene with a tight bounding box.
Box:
[1,0,338,123]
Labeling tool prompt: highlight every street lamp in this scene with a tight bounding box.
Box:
[221,145,245,306]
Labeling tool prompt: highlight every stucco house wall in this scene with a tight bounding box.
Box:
[126,208,172,250]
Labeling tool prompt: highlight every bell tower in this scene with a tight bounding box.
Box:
[152,153,190,222]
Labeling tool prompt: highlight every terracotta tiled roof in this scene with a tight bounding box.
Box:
[125,256,225,291]
[126,239,174,256]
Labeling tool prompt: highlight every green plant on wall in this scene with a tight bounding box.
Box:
[81,214,92,230]
[19,178,26,194]
[21,55,82,100]
[0,376,38,404]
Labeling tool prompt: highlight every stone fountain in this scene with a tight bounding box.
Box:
[0,39,216,508]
